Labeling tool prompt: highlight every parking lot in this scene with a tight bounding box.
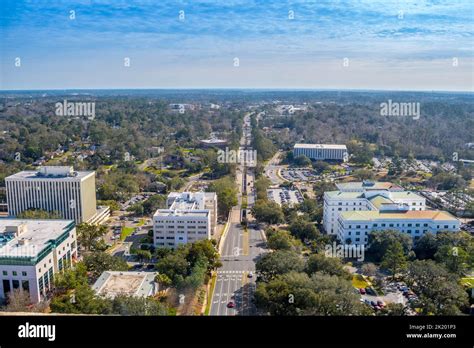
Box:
[281,168,318,182]
[357,280,418,315]
[280,167,351,183]
[267,188,303,207]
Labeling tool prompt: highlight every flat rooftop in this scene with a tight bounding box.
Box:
[340,210,458,222]
[325,191,421,200]
[0,219,75,258]
[336,181,403,191]
[92,271,157,298]
[6,168,94,181]
[294,143,347,150]
[154,209,209,217]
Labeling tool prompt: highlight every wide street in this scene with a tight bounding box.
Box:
[209,112,267,316]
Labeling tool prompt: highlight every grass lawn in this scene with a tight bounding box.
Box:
[120,227,135,241]
[352,274,370,289]
[204,272,217,316]
[461,277,474,288]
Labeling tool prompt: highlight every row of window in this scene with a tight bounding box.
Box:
[156,220,206,224]
[347,223,455,229]
[2,270,28,277]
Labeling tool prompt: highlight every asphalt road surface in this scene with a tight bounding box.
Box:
[210,217,267,316]
[210,111,267,316]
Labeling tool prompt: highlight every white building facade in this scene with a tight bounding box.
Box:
[323,182,426,235]
[5,166,102,224]
[293,144,348,161]
[336,209,460,246]
[0,219,78,304]
[153,192,217,248]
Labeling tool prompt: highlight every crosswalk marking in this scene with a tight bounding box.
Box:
[217,270,248,274]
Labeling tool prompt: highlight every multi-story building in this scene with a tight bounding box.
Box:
[336,207,460,246]
[153,192,217,248]
[5,166,109,224]
[323,181,425,235]
[0,219,78,303]
[293,143,348,161]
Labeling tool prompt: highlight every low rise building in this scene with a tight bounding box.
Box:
[0,219,77,303]
[336,208,460,246]
[153,192,217,248]
[92,271,158,299]
[323,181,425,235]
[293,143,348,161]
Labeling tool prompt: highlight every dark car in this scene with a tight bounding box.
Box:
[370,301,377,307]
[359,288,366,294]
[226,302,235,308]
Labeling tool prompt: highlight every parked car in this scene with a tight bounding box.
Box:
[365,287,375,295]
[359,288,366,295]
[226,301,235,308]
[377,300,385,307]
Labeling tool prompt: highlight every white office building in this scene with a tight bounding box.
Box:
[153,192,217,248]
[336,208,460,246]
[293,143,348,161]
[5,166,108,224]
[0,219,78,304]
[323,181,425,235]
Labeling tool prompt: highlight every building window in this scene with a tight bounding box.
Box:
[22,280,30,292]
[22,271,27,276]
[2,271,7,276]
[12,280,20,289]
[12,271,17,276]
[2,279,11,294]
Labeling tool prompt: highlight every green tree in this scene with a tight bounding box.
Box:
[83,252,128,279]
[135,249,152,263]
[50,284,110,315]
[256,250,305,282]
[77,223,108,252]
[289,218,319,242]
[155,273,172,288]
[293,155,311,167]
[435,245,470,275]
[305,253,351,280]
[252,200,284,224]
[381,241,408,277]
[110,295,170,316]
[207,176,238,217]
[17,209,61,219]
[367,230,412,262]
[405,260,469,315]
[267,230,294,250]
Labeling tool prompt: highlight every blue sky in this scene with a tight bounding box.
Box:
[1,0,473,91]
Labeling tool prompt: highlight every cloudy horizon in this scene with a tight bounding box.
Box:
[1,0,473,91]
